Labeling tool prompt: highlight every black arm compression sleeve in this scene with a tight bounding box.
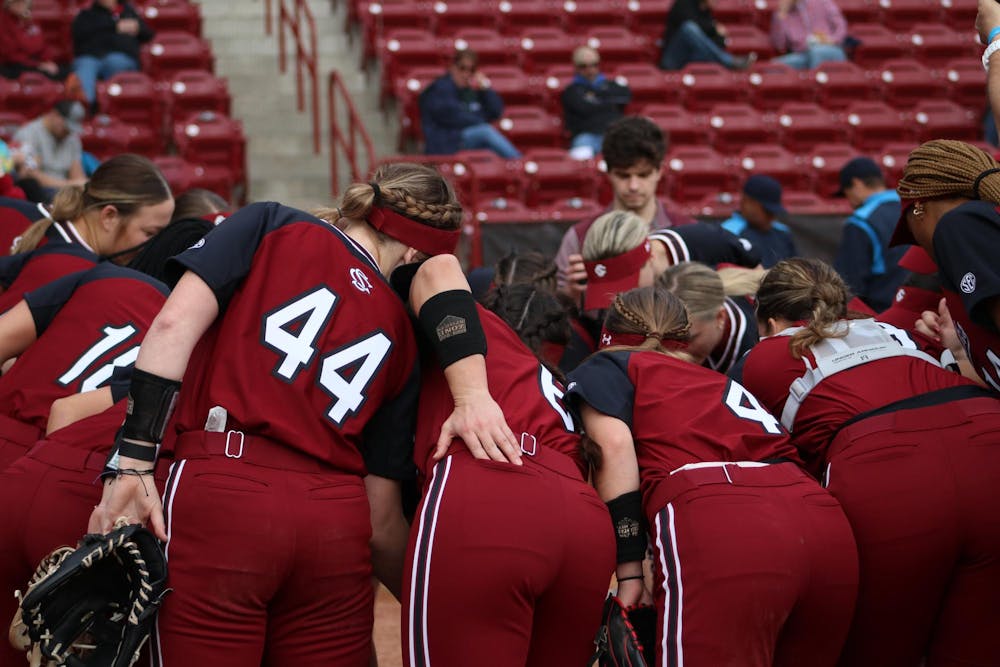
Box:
[417,290,488,369]
[120,368,181,452]
[606,491,648,564]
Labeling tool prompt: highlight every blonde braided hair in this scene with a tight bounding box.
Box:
[603,287,691,355]
[897,140,1000,203]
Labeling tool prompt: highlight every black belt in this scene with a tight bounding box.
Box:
[835,384,997,438]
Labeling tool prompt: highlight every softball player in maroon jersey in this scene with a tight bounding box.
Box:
[737,257,1000,667]
[0,154,173,314]
[402,255,615,667]
[90,164,520,667]
[568,286,858,667]
[893,140,1000,392]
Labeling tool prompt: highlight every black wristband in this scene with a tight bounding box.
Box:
[606,491,648,564]
[417,290,487,369]
[118,440,157,462]
[121,368,181,446]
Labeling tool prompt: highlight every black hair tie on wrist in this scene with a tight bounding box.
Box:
[972,167,1000,200]
[370,182,381,204]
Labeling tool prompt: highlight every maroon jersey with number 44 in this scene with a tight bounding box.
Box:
[168,202,420,479]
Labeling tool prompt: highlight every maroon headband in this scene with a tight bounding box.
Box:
[367,205,460,256]
[598,327,689,351]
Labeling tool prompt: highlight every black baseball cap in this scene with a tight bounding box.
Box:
[742,175,786,217]
[834,156,883,197]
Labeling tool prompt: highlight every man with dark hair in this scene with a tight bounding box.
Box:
[721,174,798,268]
[834,156,908,311]
[419,48,521,158]
[554,116,693,297]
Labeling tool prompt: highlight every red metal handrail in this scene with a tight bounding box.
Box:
[265,0,321,153]
[328,69,377,194]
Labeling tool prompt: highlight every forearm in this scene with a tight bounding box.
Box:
[0,300,37,364]
[46,387,113,435]
[366,475,409,600]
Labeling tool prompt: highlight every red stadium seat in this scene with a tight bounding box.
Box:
[940,0,978,29]
[452,28,519,67]
[96,71,160,128]
[723,25,775,59]
[813,61,881,110]
[519,27,576,74]
[668,63,747,111]
[708,103,779,153]
[165,69,232,126]
[912,100,980,143]
[480,65,545,107]
[625,0,671,39]
[496,0,563,36]
[153,155,197,195]
[521,147,598,205]
[777,102,847,151]
[173,111,246,195]
[538,196,604,222]
[877,142,918,186]
[497,105,563,149]
[736,144,812,191]
[641,104,711,146]
[880,0,942,30]
[834,0,882,24]
[141,0,203,36]
[541,64,576,115]
[878,59,945,109]
[432,0,500,36]
[391,66,441,149]
[687,192,738,218]
[781,191,852,215]
[848,24,909,67]
[666,145,738,203]
[561,0,624,32]
[474,197,537,224]
[379,28,450,103]
[584,27,648,70]
[908,23,979,66]
[30,0,73,62]
[808,143,861,198]
[358,0,435,63]
[4,72,63,119]
[845,101,914,152]
[712,0,755,29]
[141,31,214,80]
[444,150,524,202]
[81,114,161,158]
[746,62,813,111]
[943,58,987,110]
[0,111,27,143]
[612,63,675,109]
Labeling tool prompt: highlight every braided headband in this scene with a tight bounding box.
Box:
[972,167,1000,200]
[599,327,689,350]
[366,205,460,256]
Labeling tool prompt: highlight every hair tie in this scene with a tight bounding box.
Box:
[972,168,1000,200]
[515,290,536,330]
[370,182,381,204]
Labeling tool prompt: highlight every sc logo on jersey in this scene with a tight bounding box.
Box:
[960,272,976,294]
[350,267,373,294]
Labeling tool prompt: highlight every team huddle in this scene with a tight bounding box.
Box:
[0,140,998,667]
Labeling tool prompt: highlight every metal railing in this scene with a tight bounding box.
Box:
[328,69,377,194]
[265,0,321,153]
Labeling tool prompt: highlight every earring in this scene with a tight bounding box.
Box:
[913,204,925,217]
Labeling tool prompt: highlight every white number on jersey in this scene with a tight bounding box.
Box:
[58,324,140,392]
[539,365,574,431]
[723,380,783,435]
[318,331,393,425]
[263,286,338,381]
[263,287,394,427]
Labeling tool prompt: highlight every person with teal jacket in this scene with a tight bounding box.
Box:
[721,174,798,268]
[833,157,908,311]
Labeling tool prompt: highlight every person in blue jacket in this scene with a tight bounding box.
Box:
[833,156,908,311]
[721,174,798,268]
[418,48,521,158]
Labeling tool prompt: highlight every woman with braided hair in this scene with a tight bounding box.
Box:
[88,162,521,667]
[736,257,1000,666]
[402,254,614,667]
[567,285,858,667]
[482,281,572,367]
[892,138,1000,391]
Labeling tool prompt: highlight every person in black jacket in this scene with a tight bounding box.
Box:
[659,0,755,70]
[71,0,153,107]
[561,46,631,160]
[419,48,521,158]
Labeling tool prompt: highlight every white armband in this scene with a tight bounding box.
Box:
[983,39,1000,71]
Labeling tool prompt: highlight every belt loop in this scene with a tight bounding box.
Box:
[520,432,537,456]
[225,430,245,459]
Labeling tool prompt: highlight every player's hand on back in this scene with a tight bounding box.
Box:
[435,388,522,465]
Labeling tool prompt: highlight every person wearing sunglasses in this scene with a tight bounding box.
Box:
[561,46,631,160]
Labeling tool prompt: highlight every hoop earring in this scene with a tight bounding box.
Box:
[913,205,925,217]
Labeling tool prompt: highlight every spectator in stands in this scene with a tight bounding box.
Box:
[770,0,847,70]
[658,0,756,71]
[721,174,798,268]
[561,46,631,160]
[419,48,521,159]
[555,116,694,301]
[71,0,153,108]
[12,100,86,201]
[977,0,1000,131]
[834,156,907,312]
[0,0,69,80]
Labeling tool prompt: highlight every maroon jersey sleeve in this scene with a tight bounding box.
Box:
[166,202,419,476]
[0,243,98,314]
[0,264,169,430]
